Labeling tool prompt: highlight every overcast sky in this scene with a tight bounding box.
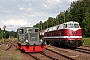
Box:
[0,0,77,31]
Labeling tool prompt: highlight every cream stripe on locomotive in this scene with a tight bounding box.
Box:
[44,36,82,38]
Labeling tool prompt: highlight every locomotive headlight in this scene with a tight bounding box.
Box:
[39,39,43,42]
[26,39,28,42]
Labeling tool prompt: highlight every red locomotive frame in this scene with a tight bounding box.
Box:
[16,43,46,52]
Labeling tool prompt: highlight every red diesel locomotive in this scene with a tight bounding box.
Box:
[44,21,83,47]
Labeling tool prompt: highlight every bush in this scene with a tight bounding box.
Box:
[83,38,90,45]
[0,30,2,39]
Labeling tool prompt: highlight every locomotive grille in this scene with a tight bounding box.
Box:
[29,33,38,42]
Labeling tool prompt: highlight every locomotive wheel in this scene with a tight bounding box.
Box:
[21,49,25,53]
[46,41,49,45]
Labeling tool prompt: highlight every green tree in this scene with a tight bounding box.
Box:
[47,17,55,27]
[33,0,90,37]
[0,29,2,39]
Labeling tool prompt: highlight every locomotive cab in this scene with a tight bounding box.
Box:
[17,27,39,44]
[63,21,83,47]
[63,21,80,28]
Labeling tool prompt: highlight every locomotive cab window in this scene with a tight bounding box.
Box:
[47,29,49,32]
[57,26,59,29]
[18,29,24,34]
[67,23,73,28]
[28,29,32,31]
[35,29,39,32]
[26,28,32,33]
[63,24,67,28]
[74,24,79,28]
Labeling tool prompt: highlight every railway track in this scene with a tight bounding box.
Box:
[27,53,41,60]
[0,43,2,45]
[47,45,90,60]
[46,48,75,60]
[0,43,4,47]
[26,52,58,60]
[26,46,87,60]
[40,51,58,60]
[71,47,90,54]
[3,39,17,51]
[5,40,16,51]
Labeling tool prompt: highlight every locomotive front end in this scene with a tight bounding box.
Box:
[63,21,84,47]
[16,27,46,52]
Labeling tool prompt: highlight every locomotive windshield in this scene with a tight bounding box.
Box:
[63,24,67,28]
[68,23,73,28]
[74,24,79,28]
[26,28,32,33]
[35,29,39,32]
[67,23,80,28]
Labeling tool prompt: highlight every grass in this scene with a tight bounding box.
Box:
[83,38,90,46]
[0,39,4,42]
[0,45,21,60]
[9,36,17,41]
[0,51,20,60]
[12,53,20,60]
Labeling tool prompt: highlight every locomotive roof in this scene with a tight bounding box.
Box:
[17,27,39,29]
[63,21,79,24]
[45,21,80,32]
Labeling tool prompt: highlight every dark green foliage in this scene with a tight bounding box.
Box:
[0,29,17,39]
[9,31,17,38]
[33,0,90,37]
[0,30,2,39]
[3,31,9,38]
